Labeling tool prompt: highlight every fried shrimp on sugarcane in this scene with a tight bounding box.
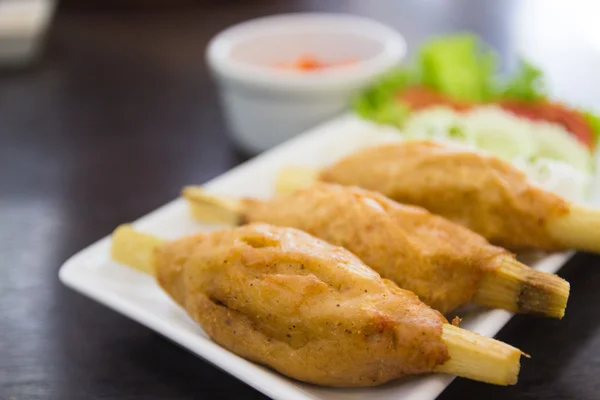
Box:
[183,184,569,318]
[111,223,523,386]
[275,140,600,254]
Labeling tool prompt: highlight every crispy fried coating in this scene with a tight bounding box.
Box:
[153,223,449,386]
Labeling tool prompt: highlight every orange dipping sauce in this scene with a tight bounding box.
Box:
[275,54,357,71]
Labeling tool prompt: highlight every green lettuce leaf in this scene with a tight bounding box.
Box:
[353,33,599,147]
[364,101,411,129]
[417,34,498,102]
[583,110,600,146]
[353,67,414,122]
[353,33,501,127]
[501,60,547,102]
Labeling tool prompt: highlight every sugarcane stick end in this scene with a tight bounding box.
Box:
[548,204,600,254]
[182,186,242,225]
[436,324,522,385]
[110,224,162,275]
[474,257,569,319]
[275,167,320,194]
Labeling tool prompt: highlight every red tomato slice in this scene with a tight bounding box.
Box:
[396,86,472,112]
[498,101,593,148]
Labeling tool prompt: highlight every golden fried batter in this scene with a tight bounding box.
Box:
[320,141,570,251]
[241,184,507,313]
[153,223,449,386]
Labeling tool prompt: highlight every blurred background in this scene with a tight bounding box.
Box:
[2,1,600,399]
[3,0,600,216]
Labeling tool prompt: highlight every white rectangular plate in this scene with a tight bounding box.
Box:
[60,114,576,400]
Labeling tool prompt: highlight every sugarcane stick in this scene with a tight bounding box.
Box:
[547,204,600,254]
[275,166,319,194]
[111,225,163,275]
[109,225,523,386]
[474,257,569,319]
[435,324,522,386]
[275,167,600,254]
[182,186,569,318]
[182,186,243,225]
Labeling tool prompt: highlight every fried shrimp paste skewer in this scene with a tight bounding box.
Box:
[111,223,523,386]
[182,184,569,318]
[275,141,600,254]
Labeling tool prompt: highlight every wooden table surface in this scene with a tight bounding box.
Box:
[2,1,600,399]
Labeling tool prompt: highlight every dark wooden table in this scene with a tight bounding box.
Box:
[2,1,600,399]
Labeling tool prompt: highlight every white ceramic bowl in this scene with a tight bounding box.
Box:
[206,13,406,154]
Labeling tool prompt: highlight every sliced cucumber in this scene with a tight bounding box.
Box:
[401,105,593,174]
[532,122,593,173]
[463,107,538,161]
[403,107,475,143]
